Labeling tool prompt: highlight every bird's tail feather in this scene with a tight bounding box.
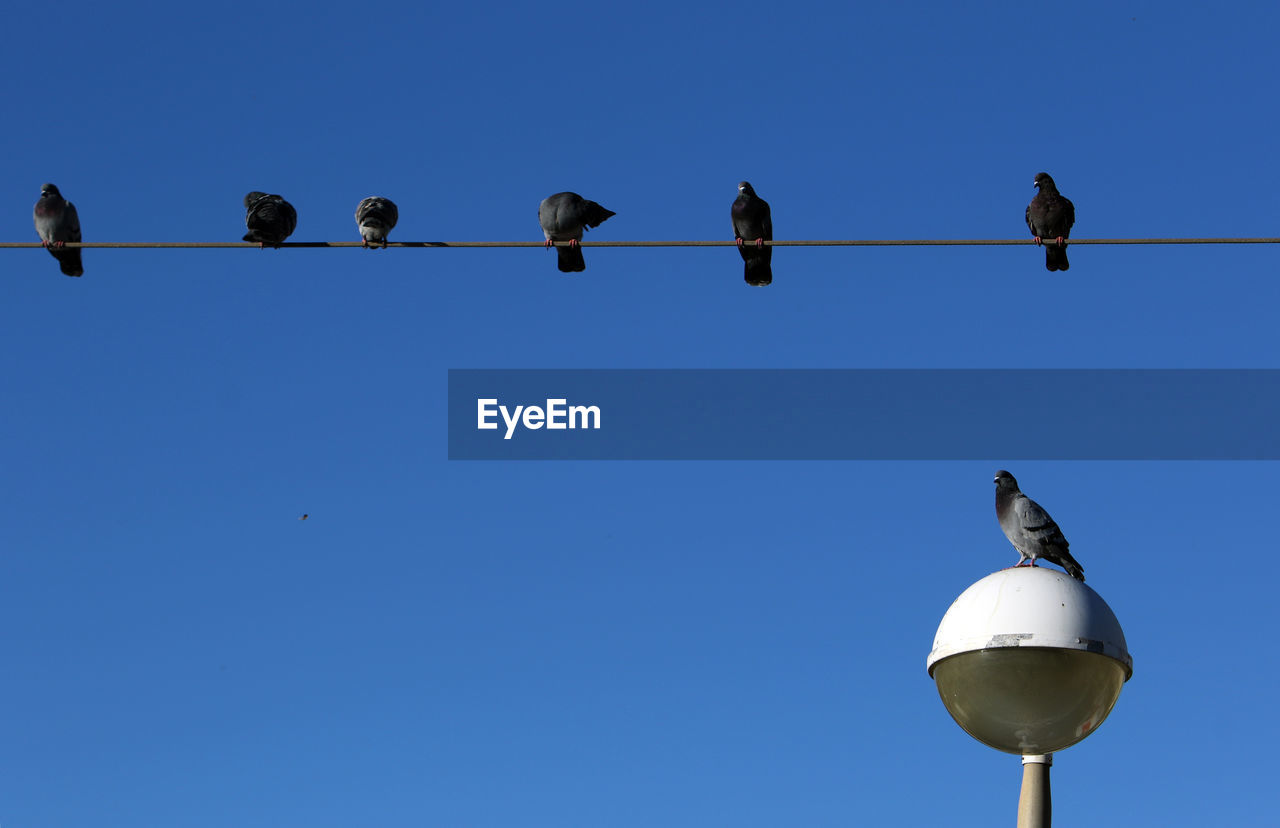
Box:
[745,259,772,286]
[557,245,586,273]
[51,249,83,277]
[1045,244,1069,272]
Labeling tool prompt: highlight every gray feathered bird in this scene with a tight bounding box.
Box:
[33,183,83,277]
[355,196,398,248]
[538,192,615,272]
[731,181,772,286]
[243,192,297,248]
[1025,172,1075,271]
[994,470,1085,581]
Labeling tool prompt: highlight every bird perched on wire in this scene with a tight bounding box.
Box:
[33,183,83,277]
[355,196,398,248]
[731,181,772,286]
[538,191,615,272]
[1025,172,1075,271]
[994,470,1085,581]
[243,191,297,248]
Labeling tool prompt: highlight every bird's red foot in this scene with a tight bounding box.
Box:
[735,237,745,249]
[754,237,765,249]
[568,239,579,248]
[544,239,553,249]
[1032,236,1043,247]
[1054,236,1066,247]
[362,240,371,249]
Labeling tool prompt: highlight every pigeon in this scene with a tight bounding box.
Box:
[731,181,772,286]
[1025,172,1075,271]
[243,191,297,248]
[994,470,1085,581]
[538,192,615,272]
[355,196,398,248]
[33,183,83,277]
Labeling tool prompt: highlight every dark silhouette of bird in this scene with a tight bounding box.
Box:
[731,181,772,286]
[355,196,398,248]
[33,183,83,277]
[243,191,297,248]
[1025,172,1075,271]
[538,192,615,272]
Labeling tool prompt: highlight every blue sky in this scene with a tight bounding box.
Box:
[3,1,1277,825]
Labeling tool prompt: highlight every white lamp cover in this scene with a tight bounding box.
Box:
[928,566,1131,676]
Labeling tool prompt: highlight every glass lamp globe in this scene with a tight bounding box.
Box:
[926,566,1132,755]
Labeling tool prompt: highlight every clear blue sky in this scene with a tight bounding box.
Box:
[3,2,1277,825]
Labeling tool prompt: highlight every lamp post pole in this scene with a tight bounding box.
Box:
[1017,754,1051,828]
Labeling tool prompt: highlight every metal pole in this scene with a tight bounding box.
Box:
[1017,754,1052,827]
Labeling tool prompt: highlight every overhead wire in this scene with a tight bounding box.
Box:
[3,238,1279,249]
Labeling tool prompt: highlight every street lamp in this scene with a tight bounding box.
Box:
[926,566,1132,826]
